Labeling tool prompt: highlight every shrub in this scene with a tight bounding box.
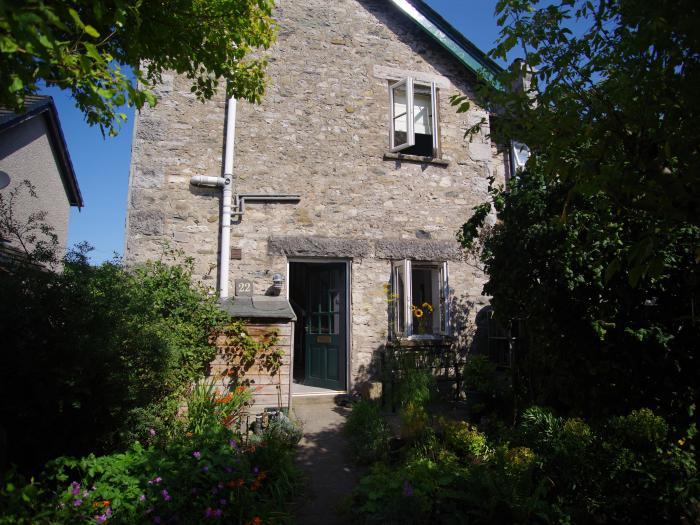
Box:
[344,401,391,464]
[439,419,491,462]
[0,247,228,472]
[260,413,303,447]
[606,407,669,450]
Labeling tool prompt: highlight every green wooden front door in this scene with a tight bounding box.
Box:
[304,263,346,390]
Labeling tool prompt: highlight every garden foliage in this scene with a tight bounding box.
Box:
[0,424,300,524]
[0,246,230,472]
[344,401,391,465]
[351,407,697,524]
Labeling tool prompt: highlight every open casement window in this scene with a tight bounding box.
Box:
[389,78,440,157]
[391,260,449,338]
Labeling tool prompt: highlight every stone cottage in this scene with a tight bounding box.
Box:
[125,0,511,406]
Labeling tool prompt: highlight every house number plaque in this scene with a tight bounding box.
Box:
[316,335,332,344]
[234,279,253,296]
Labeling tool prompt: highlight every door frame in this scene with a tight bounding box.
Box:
[287,258,352,393]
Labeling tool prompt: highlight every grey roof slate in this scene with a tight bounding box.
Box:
[219,296,297,321]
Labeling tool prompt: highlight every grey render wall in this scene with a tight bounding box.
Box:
[0,116,71,255]
[125,0,508,385]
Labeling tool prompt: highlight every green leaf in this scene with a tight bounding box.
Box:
[83,41,101,60]
[9,75,23,93]
[84,25,100,38]
[0,36,19,53]
[68,8,85,29]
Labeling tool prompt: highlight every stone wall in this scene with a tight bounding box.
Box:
[125,0,508,389]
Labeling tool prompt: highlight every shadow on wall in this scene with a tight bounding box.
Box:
[350,294,491,401]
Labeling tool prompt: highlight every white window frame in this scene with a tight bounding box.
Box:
[388,77,440,157]
[391,259,450,339]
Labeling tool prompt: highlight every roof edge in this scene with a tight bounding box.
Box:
[0,96,83,208]
[389,0,503,85]
[43,98,83,208]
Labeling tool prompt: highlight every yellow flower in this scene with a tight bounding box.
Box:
[422,302,434,313]
[678,438,686,446]
[413,308,424,318]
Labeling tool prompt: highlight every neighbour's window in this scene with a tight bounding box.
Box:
[389,77,440,157]
[390,260,449,338]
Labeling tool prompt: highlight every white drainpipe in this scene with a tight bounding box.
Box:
[220,98,236,299]
[189,97,236,299]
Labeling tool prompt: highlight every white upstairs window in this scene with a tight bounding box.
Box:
[389,77,440,157]
[391,260,449,338]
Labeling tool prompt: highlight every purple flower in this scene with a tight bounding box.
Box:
[224,466,233,473]
[94,515,107,523]
[402,480,414,497]
[202,465,209,472]
[204,508,213,518]
[148,476,162,485]
[153,517,161,524]
[192,451,201,459]
[229,439,238,449]
[161,489,171,502]
[219,498,227,506]
[83,490,89,497]
[139,495,146,502]
[105,508,112,518]
[214,509,222,517]
[73,499,83,507]
[70,482,81,496]
[149,428,156,437]
[252,466,259,475]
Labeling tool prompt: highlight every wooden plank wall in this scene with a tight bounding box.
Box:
[208,320,293,412]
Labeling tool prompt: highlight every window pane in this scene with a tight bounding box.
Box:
[331,291,339,335]
[392,263,406,335]
[390,78,414,152]
[393,84,408,145]
[413,91,432,135]
[411,267,435,334]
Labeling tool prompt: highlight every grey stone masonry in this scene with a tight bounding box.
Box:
[125,0,508,388]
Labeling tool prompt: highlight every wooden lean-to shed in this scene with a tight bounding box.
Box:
[209,296,296,412]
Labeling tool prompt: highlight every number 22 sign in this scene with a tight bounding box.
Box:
[234,279,253,296]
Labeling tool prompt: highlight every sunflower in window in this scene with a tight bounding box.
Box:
[412,303,433,334]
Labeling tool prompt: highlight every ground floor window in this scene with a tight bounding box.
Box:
[391,260,449,338]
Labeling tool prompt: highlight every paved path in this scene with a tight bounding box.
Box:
[292,396,363,525]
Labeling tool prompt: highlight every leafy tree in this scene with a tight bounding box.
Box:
[0,0,275,135]
[454,0,700,279]
[463,169,698,426]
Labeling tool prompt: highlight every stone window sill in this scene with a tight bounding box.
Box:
[383,152,450,166]
[392,335,454,348]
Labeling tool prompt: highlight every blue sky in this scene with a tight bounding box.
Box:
[53,2,504,264]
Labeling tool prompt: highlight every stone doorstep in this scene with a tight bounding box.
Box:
[291,393,345,409]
